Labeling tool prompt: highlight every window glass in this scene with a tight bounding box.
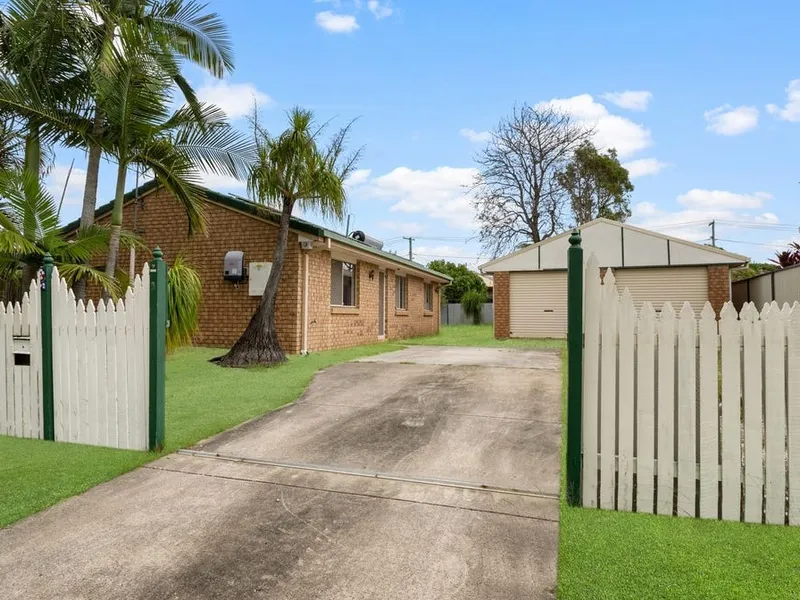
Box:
[395,275,407,309]
[424,283,433,311]
[331,260,357,306]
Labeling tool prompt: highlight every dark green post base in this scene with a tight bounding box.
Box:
[149,248,167,451]
[566,230,584,506]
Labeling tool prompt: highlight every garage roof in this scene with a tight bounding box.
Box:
[480,218,749,273]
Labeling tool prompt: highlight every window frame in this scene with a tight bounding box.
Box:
[395,275,407,310]
[424,283,433,312]
[331,259,358,307]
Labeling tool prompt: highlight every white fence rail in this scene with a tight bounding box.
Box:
[1,265,151,451]
[582,254,800,525]
[0,279,43,439]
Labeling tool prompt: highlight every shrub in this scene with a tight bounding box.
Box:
[166,255,202,351]
[461,288,487,325]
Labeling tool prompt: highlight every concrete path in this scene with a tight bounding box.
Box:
[0,346,563,600]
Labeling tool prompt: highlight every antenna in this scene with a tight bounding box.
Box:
[56,159,75,218]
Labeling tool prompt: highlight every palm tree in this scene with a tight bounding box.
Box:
[218,108,361,367]
[0,169,117,300]
[75,0,235,236]
[96,50,252,280]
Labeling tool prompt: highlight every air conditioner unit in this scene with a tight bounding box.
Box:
[300,240,314,250]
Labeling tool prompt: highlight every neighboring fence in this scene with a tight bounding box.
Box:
[440,302,494,325]
[580,253,800,525]
[732,264,800,311]
[0,251,167,451]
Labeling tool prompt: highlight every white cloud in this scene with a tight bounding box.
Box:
[623,158,669,178]
[196,172,247,191]
[46,163,87,207]
[756,212,780,224]
[677,189,771,210]
[704,105,759,135]
[375,220,423,236]
[360,166,478,229]
[367,0,392,18]
[315,11,359,33]
[601,90,653,111]
[536,93,652,158]
[346,168,371,186]
[196,80,272,119]
[766,79,800,122]
[460,128,491,143]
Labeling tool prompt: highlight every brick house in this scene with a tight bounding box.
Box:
[69,181,450,352]
[480,218,748,339]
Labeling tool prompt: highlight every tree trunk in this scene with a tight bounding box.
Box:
[103,162,127,296]
[217,196,293,367]
[74,107,104,301]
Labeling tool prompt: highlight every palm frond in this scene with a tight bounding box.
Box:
[56,261,119,298]
[166,253,201,351]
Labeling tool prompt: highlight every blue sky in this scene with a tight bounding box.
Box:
[51,0,800,265]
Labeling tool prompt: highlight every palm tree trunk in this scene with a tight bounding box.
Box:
[74,107,105,301]
[104,162,127,288]
[217,196,293,367]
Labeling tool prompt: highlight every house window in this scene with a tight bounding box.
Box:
[395,275,407,309]
[424,283,433,311]
[331,260,357,306]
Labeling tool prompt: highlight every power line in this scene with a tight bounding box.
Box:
[715,238,791,249]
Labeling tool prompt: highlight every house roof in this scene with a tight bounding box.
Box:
[480,217,749,273]
[63,180,451,283]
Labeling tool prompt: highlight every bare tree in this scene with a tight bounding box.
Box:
[472,104,591,257]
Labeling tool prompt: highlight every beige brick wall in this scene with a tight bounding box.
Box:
[708,265,731,315]
[493,272,510,339]
[95,188,303,351]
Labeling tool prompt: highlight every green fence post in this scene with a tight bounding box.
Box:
[148,247,167,451]
[40,254,54,441]
[566,230,584,506]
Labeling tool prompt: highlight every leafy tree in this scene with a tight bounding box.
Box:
[461,288,488,325]
[218,108,360,367]
[732,262,778,282]
[771,242,800,268]
[557,141,633,224]
[427,259,487,303]
[472,104,592,257]
[0,169,117,299]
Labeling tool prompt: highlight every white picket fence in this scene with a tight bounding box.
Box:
[0,278,43,439]
[582,254,800,525]
[0,265,151,451]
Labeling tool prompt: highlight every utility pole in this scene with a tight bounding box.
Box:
[403,236,414,261]
[709,220,716,247]
[345,215,352,236]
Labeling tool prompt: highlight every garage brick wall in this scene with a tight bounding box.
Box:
[707,265,731,315]
[91,187,441,352]
[493,272,510,339]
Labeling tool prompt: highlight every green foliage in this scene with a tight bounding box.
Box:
[0,169,117,294]
[771,242,800,268]
[557,141,634,225]
[166,254,202,351]
[404,324,566,349]
[426,259,487,303]
[732,262,778,282]
[461,288,488,325]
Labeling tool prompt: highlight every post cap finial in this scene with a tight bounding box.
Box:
[153,246,163,260]
[569,229,581,246]
[43,253,54,266]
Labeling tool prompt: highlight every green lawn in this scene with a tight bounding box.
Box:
[405,323,566,349]
[0,342,402,528]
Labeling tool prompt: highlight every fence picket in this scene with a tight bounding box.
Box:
[618,288,635,511]
[85,301,98,445]
[599,268,619,510]
[698,303,719,519]
[677,303,697,517]
[20,294,32,437]
[28,278,42,438]
[105,301,118,447]
[75,301,89,441]
[636,302,656,514]
[742,304,764,523]
[67,290,79,442]
[582,255,601,508]
[12,302,23,436]
[657,302,676,516]
[115,298,130,449]
[95,301,108,446]
[0,304,9,435]
[719,304,742,521]
[764,304,787,524]
[789,303,800,526]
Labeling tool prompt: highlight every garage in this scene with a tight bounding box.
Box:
[482,218,748,340]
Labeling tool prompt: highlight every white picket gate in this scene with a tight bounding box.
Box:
[0,278,43,439]
[1,264,151,451]
[582,254,800,525]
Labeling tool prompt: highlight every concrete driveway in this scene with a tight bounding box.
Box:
[0,346,562,599]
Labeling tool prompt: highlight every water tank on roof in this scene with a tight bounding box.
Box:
[350,230,384,250]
